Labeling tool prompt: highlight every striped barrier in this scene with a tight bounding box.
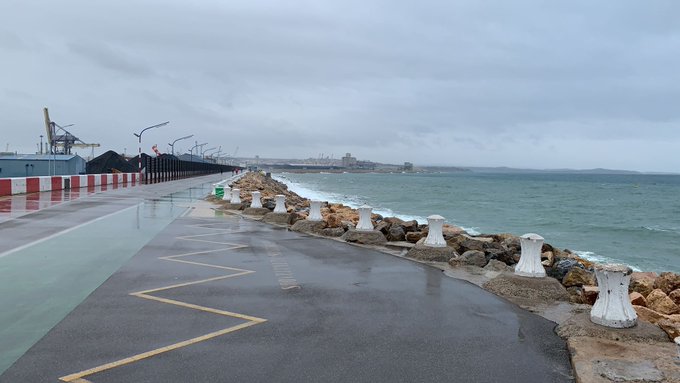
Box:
[0,173,140,197]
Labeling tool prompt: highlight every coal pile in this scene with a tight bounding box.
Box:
[86,150,137,174]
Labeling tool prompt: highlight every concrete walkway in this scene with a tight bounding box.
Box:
[1,204,573,382]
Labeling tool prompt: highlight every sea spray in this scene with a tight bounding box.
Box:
[274,174,481,234]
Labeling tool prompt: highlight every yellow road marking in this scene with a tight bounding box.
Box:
[60,321,261,382]
[134,271,252,295]
[59,217,266,382]
[130,293,266,323]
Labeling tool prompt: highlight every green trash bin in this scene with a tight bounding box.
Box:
[215,186,224,199]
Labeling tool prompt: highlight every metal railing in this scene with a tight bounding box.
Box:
[142,157,239,185]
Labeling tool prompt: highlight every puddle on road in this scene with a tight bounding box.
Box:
[0,181,220,375]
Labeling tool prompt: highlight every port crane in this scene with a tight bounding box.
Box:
[43,107,100,155]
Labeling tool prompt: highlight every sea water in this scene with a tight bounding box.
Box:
[274,172,680,273]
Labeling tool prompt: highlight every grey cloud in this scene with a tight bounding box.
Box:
[68,40,155,77]
[1,0,679,172]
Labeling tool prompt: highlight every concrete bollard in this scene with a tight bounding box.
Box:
[590,264,637,328]
[423,215,446,247]
[308,200,323,221]
[273,195,287,213]
[222,186,231,200]
[211,184,217,195]
[251,191,263,208]
[515,233,546,278]
[230,189,241,204]
[355,205,374,231]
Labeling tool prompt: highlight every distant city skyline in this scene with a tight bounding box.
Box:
[1,1,679,173]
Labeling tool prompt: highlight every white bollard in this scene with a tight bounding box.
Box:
[514,233,546,278]
[423,215,446,247]
[211,184,217,195]
[308,200,323,221]
[230,188,241,204]
[590,264,637,328]
[355,205,374,231]
[251,191,263,208]
[222,186,231,200]
[274,195,287,213]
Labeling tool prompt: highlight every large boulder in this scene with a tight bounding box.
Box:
[374,221,390,234]
[629,292,647,307]
[445,234,467,253]
[557,311,668,343]
[646,289,680,315]
[262,212,294,225]
[633,306,680,341]
[546,258,582,281]
[459,238,486,252]
[629,272,657,297]
[243,207,271,216]
[669,289,680,306]
[405,231,426,243]
[562,267,596,288]
[541,251,555,267]
[382,217,404,225]
[341,220,356,231]
[582,286,599,305]
[459,250,487,268]
[221,202,245,210]
[407,243,457,262]
[325,214,343,228]
[483,273,570,303]
[500,236,521,253]
[566,287,584,304]
[484,259,511,272]
[290,220,327,234]
[484,248,518,266]
[262,199,276,210]
[387,225,406,241]
[320,227,345,237]
[653,272,680,295]
[633,305,667,324]
[400,220,419,233]
[442,224,466,238]
[341,229,387,246]
[658,318,680,340]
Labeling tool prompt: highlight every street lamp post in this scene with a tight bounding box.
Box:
[190,142,207,162]
[168,134,194,156]
[203,147,218,159]
[197,143,208,158]
[133,121,169,176]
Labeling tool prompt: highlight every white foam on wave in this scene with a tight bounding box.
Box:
[573,250,642,272]
[642,225,680,234]
[274,174,480,233]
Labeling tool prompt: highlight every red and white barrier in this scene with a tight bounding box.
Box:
[0,173,140,197]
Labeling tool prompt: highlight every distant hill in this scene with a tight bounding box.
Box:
[420,166,470,172]
[464,167,646,175]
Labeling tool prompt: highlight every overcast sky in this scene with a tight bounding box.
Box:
[1,1,679,172]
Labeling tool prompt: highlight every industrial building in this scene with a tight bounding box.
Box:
[0,154,86,178]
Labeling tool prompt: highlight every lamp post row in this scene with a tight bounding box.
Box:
[133,124,223,177]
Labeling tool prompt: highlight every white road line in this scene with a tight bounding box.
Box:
[0,203,144,259]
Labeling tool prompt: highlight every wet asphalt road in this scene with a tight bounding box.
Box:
[0,174,227,255]
[1,212,573,382]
